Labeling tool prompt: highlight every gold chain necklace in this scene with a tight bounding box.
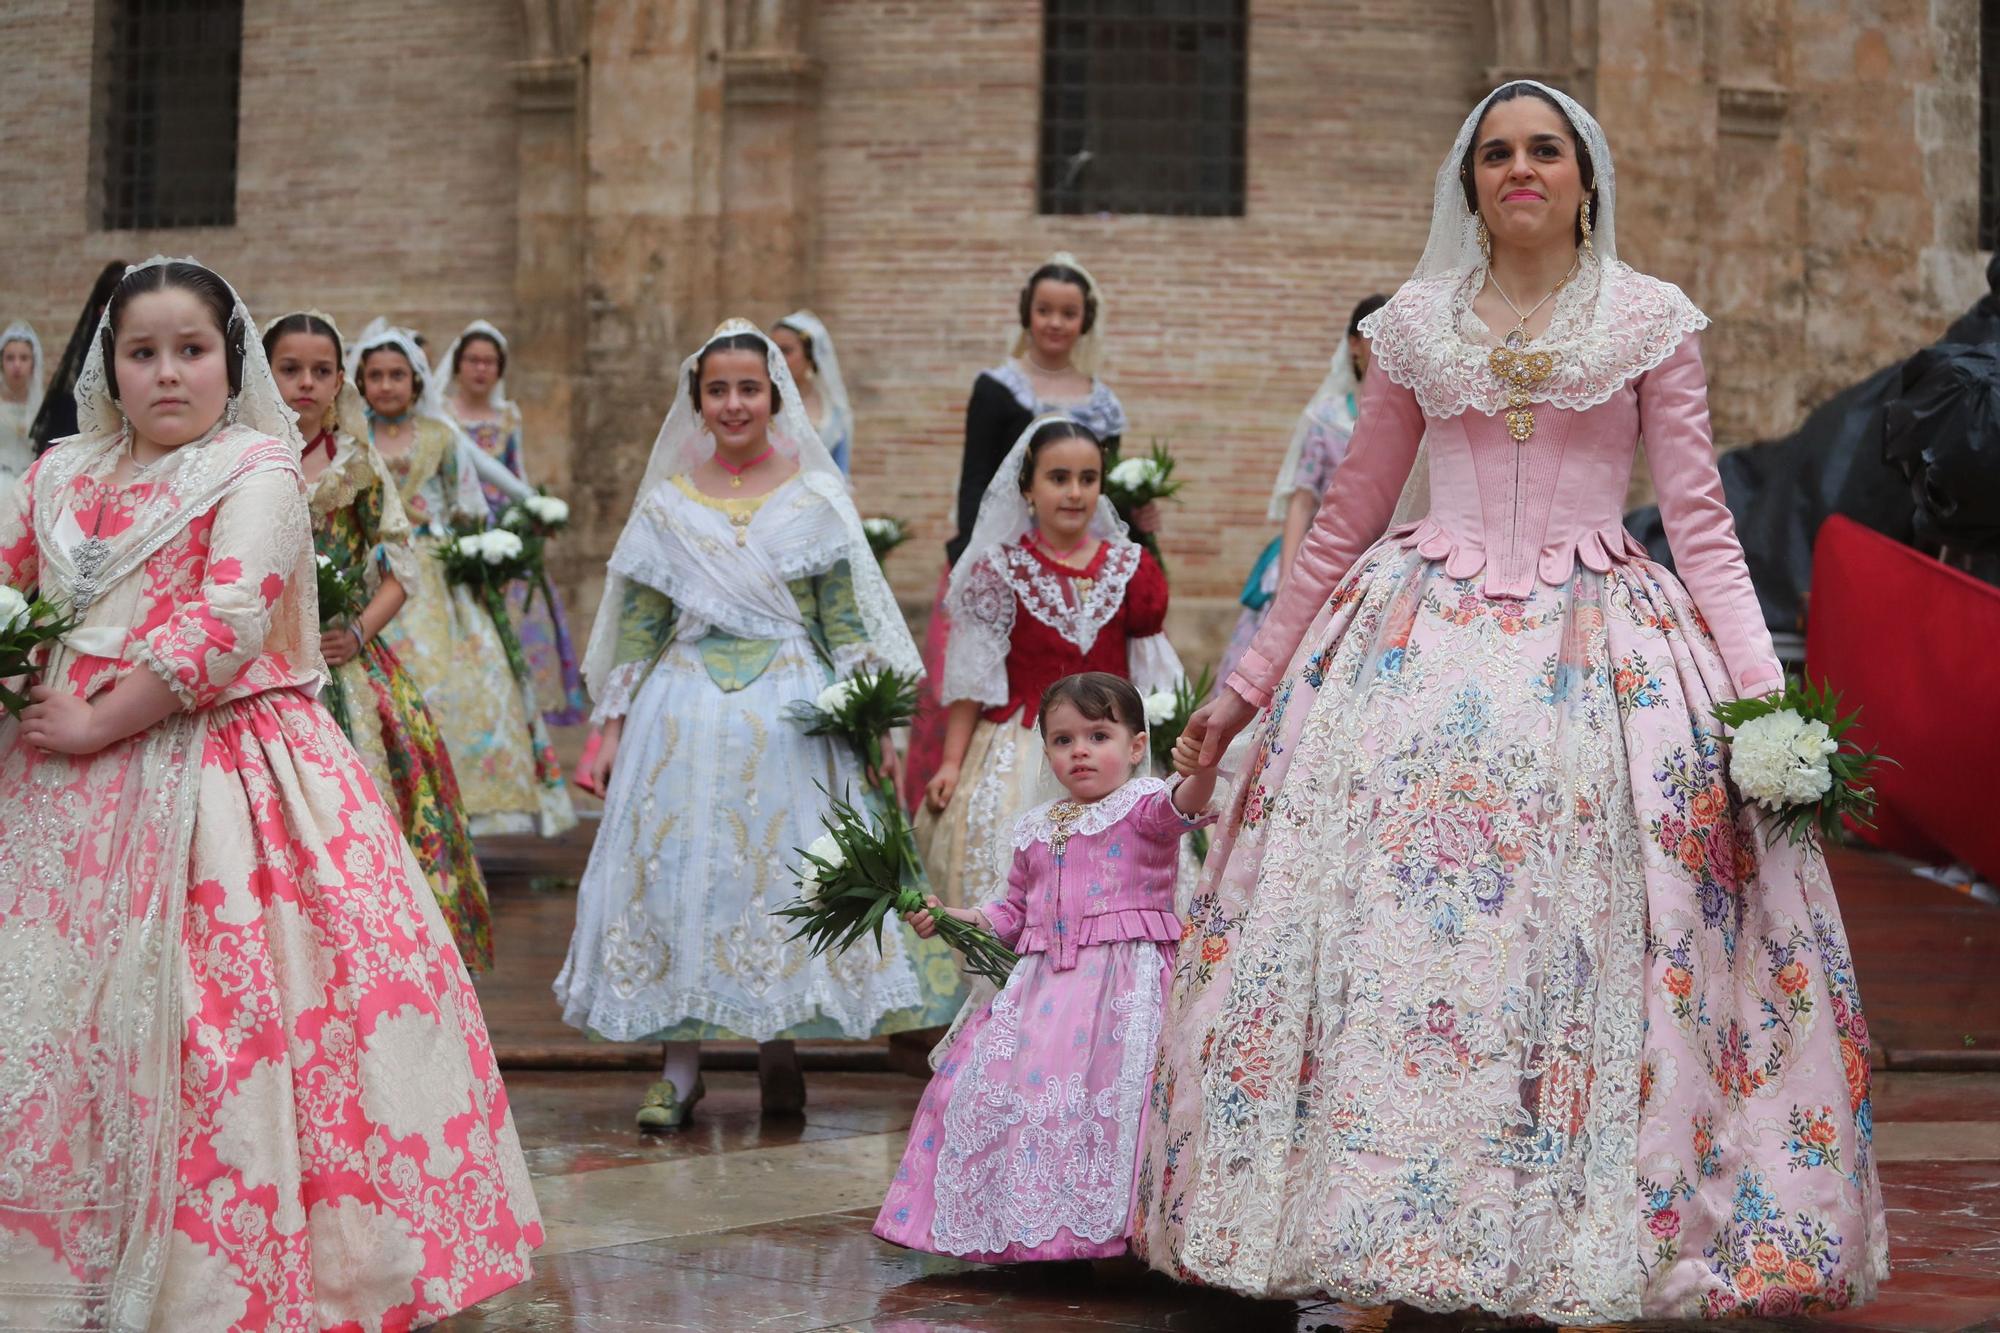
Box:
[1483,254,1578,444]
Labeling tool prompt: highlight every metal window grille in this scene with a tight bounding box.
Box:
[94,0,243,231]
[1983,0,2000,249]
[1040,0,1247,218]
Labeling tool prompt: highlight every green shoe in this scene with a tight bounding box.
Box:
[635,1076,705,1132]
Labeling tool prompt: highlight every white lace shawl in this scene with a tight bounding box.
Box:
[941,539,1149,709]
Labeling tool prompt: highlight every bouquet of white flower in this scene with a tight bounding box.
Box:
[783,667,919,804]
[1715,677,1889,846]
[1103,440,1181,562]
[777,785,1018,985]
[438,527,533,588]
[0,585,79,717]
[862,516,909,562]
[314,552,365,630]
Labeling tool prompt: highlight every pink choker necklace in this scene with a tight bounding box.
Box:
[715,446,774,488]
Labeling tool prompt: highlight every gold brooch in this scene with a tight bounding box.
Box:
[1488,345,1557,444]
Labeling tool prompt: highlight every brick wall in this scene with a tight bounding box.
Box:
[806,0,1481,650]
[0,0,520,384]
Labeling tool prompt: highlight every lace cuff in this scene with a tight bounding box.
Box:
[590,659,650,724]
[134,641,200,712]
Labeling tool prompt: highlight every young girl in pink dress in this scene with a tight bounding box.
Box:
[0,259,540,1331]
[877,672,1216,1263]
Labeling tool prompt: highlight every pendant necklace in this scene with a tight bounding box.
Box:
[715,445,774,489]
[1484,253,1578,444]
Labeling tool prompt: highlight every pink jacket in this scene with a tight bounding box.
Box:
[1229,327,1783,708]
[983,777,1216,973]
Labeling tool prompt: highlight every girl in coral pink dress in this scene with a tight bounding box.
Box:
[879,672,1216,1262]
[0,259,540,1331]
[1139,83,1886,1322]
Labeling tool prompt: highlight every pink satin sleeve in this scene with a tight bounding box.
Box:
[1638,333,1784,698]
[1227,368,1426,707]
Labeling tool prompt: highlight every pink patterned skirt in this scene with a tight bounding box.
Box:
[1134,545,1888,1321]
[5,689,542,1331]
[876,940,1172,1263]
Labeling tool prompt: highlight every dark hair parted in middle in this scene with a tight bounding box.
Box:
[1038,671,1146,736]
[261,311,344,365]
[358,341,424,400]
[686,332,784,411]
[1015,416,1104,492]
[1017,262,1098,335]
[1456,82,1599,245]
[101,259,246,401]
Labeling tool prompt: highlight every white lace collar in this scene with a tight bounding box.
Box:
[1012,776,1166,850]
[1362,255,1708,421]
[992,539,1141,653]
[987,361,1129,439]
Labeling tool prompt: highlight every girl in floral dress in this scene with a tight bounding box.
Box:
[437,319,590,725]
[1139,82,1887,1322]
[879,672,1216,1262]
[352,322,576,838]
[265,310,493,971]
[557,321,961,1129]
[0,258,539,1331]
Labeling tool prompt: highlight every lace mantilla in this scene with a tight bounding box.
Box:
[1362,257,1708,421]
[989,362,1128,440]
[1012,776,1166,850]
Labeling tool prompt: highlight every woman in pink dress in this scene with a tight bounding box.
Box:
[879,672,1216,1262]
[1139,83,1887,1321]
[0,259,540,1331]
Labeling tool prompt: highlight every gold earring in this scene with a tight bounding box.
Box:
[1475,215,1491,260]
[1579,198,1594,254]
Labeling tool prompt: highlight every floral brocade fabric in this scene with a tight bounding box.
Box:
[1135,545,1888,1322]
[313,482,493,971]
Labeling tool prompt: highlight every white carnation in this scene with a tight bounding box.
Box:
[0,585,28,634]
[1108,457,1160,490]
[805,832,845,883]
[1143,690,1177,727]
[476,530,524,565]
[454,534,485,558]
[525,495,569,525]
[863,518,896,539]
[1730,709,1835,811]
[315,553,333,570]
[816,679,860,714]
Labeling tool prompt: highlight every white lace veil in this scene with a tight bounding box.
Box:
[260,309,369,451]
[2,320,46,424]
[1008,252,1107,378]
[435,318,515,414]
[580,319,921,700]
[1371,80,1619,526]
[1267,346,1357,523]
[1405,79,1618,288]
[944,412,1130,616]
[73,257,300,451]
[347,317,451,423]
[775,309,850,447]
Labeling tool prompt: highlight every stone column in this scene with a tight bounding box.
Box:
[718,0,823,316]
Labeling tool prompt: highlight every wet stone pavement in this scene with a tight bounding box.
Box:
[445,826,2000,1332]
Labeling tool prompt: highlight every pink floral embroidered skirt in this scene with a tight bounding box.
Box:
[4,689,542,1330]
[877,940,1171,1263]
[1134,546,1888,1322]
